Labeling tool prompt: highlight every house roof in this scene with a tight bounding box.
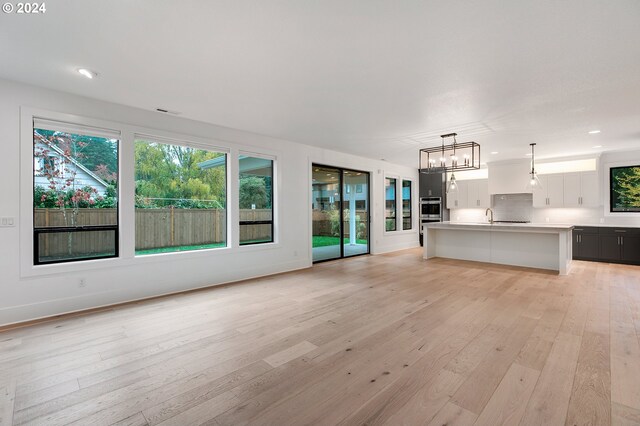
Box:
[34,131,110,189]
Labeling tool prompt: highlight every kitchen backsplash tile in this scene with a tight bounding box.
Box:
[492,193,533,222]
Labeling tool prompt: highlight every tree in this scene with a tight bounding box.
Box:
[239,176,268,208]
[612,167,640,208]
[134,141,226,208]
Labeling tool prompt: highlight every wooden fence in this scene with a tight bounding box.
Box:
[35,208,272,256]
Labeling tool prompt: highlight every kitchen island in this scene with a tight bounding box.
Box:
[423,222,574,275]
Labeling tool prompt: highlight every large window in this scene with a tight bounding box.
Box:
[134,138,227,254]
[33,121,119,264]
[239,156,274,245]
[610,165,640,212]
[402,180,412,230]
[385,177,397,231]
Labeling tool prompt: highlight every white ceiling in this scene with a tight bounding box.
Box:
[1,0,639,167]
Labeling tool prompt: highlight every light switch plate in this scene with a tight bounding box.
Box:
[0,217,16,227]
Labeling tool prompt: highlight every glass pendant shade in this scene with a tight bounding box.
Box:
[525,172,543,192]
[525,143,543,192]
[447,173,458,193]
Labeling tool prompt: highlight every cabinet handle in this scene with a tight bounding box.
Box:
[621,236,624,246]
[618,236,621,245]
[614,230,627,233]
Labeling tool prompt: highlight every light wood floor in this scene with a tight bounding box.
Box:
[1,249,640,426]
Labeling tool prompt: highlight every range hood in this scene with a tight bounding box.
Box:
[488,160,531,194]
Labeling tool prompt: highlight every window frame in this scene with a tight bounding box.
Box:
[132,135,229,255]
[402,179,412,230]
[32,120,121,266]
[238,152,276,247]
[384,176,398,232]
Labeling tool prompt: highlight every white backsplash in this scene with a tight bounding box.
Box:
[449,197,640,227]
[492,193,533,222]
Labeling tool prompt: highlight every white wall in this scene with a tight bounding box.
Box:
[0,79,419,326]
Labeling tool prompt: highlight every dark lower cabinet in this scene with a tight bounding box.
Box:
[599,235,623,261]
[573,226,640,265]
[601,229,640,264]
[621,235,640,263]
[573,227,600,260]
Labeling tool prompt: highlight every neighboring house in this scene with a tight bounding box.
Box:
[312,183,368,211]
[34,135,109,196]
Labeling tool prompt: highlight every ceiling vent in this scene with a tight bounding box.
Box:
[155,108,181,115]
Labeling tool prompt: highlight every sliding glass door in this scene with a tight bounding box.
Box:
[312,165,369,262]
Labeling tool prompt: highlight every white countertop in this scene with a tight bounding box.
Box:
[424,221,574,232]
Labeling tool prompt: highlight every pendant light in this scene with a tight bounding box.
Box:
[525,143,543,192]
[447,172,458,193]
[420,132,480,172]
[447,140,458,193]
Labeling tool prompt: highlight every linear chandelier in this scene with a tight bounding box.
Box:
[419,132,481,172]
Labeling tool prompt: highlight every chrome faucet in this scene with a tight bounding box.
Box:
[485,208,494,224]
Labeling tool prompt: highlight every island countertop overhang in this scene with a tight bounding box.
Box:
[424,222,574,234]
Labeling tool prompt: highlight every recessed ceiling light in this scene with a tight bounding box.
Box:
[491,151,498,155]
[77,68,97,79]
[588,130,601,134]
[592,145,603,149]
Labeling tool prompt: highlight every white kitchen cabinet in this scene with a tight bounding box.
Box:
[533,174,564,207]
[563,171,600,207]
[466,179,490,208]
[447,179,489,209]
[446,179,468,209]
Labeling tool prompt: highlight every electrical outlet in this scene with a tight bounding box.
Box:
[545,217,550,222]
[79,278,86,288]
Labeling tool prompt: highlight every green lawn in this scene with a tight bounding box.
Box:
[312,236,368,248]
[136,242,226,255]
[136,237,364,253]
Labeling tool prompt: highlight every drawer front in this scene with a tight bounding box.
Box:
[573,226,599,234]
[598,227,639,235]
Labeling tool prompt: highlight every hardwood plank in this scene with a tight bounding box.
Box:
[111,412,149,426]
[427,401,478,426]
[263,341,318,368]
[473,363,540,425]
[520,332,582,426]
[14,378,79,411]
[450,315,538,414]
[0,379,17,426]
[565,331,611,426]
[612,402,640,426]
